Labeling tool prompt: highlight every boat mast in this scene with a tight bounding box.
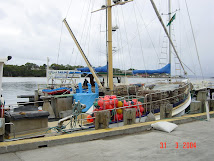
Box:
[46,57,49,85]
[106,0,109,87]
[150,0,187,75]
[168,0,172,80]
[107,0,113,93]
[92,0,133,92]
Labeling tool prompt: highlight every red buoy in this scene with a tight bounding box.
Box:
[86,115,93,123]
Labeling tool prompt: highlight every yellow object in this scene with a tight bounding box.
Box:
[117,101,123,107]
[116,108,123,114]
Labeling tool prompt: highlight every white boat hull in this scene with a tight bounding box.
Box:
[155,93,191,120]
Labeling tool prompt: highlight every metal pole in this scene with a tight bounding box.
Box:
[63,19,103,88]
[0,63,3,97]
[106,0,109,87]
[150,0,187,75]
[168,0,172,80]
[107,0,114,93]
[46,57,49,86]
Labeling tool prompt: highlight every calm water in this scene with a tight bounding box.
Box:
[2,76,214,106]
[2,77,46,106]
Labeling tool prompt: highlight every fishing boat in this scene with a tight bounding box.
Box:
[53,0,192,127]
[0,0,194,141]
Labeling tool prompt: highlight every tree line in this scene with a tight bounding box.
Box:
[3,63,84,77]
[3,62,128,77]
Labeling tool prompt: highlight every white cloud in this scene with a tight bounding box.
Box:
[0,0,214,77]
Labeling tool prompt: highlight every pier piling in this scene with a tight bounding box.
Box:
[124,108,136,125]
[95,111,110,130]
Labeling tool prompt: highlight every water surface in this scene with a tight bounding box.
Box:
[2,76,213,106]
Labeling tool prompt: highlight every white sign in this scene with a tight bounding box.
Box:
[48,70,81,79]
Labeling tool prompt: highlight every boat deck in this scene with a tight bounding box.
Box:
[152,83,180,91]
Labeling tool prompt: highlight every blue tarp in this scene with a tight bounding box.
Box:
[42,87,71,93]
[77,67,90,72]
[77,65,107,73]
[132,64,171,74]
[73,93,99,112]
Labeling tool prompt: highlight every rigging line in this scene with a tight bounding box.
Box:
[116,16,157,55]
[71,0,87,66]
[179,11,197,77]
[80,0,91,44]
[158,0,163,54]
[121,7,133,70]
[82,0,92,48]
[178,1,182,76]
[65,0,73,18]
[116,6,126,73]
[150,0,187,75]
[132,2,148,79]
[57,21,64,64]
[75,0,92,66]
[85,0,95,64]
[116,7,125,72]
[114,7,121,71]
[180,60,196,75]
[170,47,196,75]
[68,48,75,65]
[135,1,160,61]
[185,0,204,79]
[169,34,196,76]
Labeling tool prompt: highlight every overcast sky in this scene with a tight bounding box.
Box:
[0,0,214,77]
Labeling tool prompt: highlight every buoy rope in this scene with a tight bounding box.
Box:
[56,22,63,64]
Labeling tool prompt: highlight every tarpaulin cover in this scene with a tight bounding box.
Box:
[42,87,70,93]
[73,93,99,112]
[77,67,90,72]
[132,64,171,74]
[77,65,107,73]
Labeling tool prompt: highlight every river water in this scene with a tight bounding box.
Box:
[2,76,214,106]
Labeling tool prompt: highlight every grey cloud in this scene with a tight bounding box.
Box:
[0,0,214,77]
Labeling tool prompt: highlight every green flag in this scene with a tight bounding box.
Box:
[167,13,176,26]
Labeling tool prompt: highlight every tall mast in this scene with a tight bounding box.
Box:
[168,0,172,81]
[46,57,49,85]
[107,0,113,93]
[150,0,187,75]
[106,0,109,86]
[92,0,133,92]
[168,0,172,80]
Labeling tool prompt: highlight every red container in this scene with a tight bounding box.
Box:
[0,105,4,118]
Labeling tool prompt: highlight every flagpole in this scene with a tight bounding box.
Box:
[168,0,172,81]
